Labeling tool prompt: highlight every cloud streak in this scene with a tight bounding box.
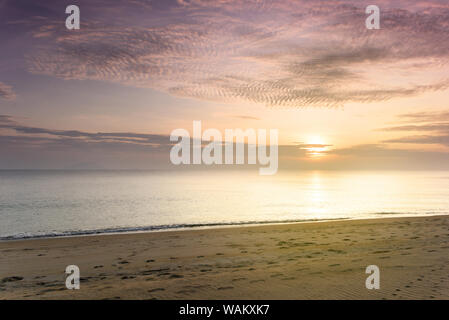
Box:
[0,82,15,100]
[0,115,172,146]
[13,0,448,108]
[379,111,449,147]
[384,135,449,146]
[2,114,449,170]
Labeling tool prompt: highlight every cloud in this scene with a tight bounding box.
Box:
[379,111,449,147]
[384,135,449,146]
[0,114,284,169]
[298,144,332,149]
[2,114,449,170]
[379,123,449,133]
[12,0,448,108]
[0,114,176,169]
[395,111,449,123]
[327,144,390,157]
[0,82,15,100]
[230,115,261,120]
[0,116,172,146]
[0,115,15,124]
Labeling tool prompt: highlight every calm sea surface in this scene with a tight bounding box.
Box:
[1,170,449,240]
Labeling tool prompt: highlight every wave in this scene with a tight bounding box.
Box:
[0,218,349,241]
[2,212,445,241]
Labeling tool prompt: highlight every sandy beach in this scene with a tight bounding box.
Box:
[1,216,448,300]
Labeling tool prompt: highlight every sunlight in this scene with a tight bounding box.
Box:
[306,172,329,217]
[304,135,329,158]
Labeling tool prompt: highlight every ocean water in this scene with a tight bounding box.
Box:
[1,170,449,240]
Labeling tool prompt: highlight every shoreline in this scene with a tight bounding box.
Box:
[0,217,351,242]
[1,215,448,299]
[1,213,447,243]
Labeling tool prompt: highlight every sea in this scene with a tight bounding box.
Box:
[1,170,448,240]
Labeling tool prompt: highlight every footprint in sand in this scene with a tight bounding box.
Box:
[2,276,24,283]
[176,289,196,294]
[232,277,246,282]
[250,279,265,283]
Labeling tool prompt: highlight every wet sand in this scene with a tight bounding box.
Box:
[1,216,449,299]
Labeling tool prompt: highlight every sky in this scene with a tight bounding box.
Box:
[1,0,449,170]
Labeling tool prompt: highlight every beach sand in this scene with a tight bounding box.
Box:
[1,216,448,300]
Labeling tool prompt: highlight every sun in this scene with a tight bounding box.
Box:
[304,135,329,158]
[307,135,325,145]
